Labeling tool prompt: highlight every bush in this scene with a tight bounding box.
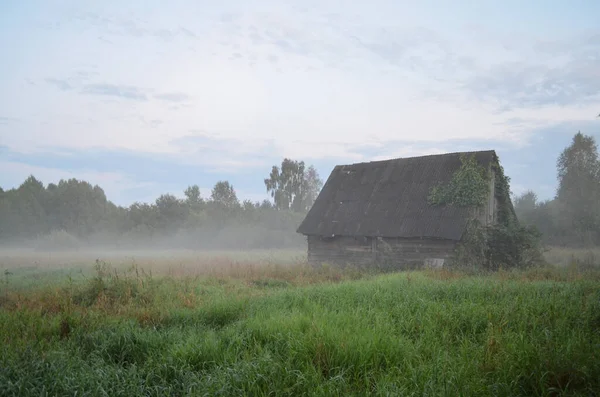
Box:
[452,221,545,270]
[485,223,545,270]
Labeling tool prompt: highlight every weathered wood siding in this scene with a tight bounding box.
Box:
[307,235,375,266]
[307,235,456,269]
[475,165,498,226]
[376,237,457,269]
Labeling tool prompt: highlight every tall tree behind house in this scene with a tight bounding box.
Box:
[513,131,600,247]
[264,159,323,212]
[556,132,600,245]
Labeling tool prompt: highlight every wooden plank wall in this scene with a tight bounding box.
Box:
[474,166,499,226]
[376,237,456,269]
[307,235,374,266]
[307,235,456,269]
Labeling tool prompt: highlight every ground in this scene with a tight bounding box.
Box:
[1,249,599,396]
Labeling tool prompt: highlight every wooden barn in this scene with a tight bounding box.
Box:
[296,150,513,268]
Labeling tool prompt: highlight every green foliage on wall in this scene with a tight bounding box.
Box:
[491,162,516,227]
[428,154,491,208]
[429,153,544,270]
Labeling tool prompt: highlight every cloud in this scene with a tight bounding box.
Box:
[463,58,600,109]
[208,9,600,118]
[45,78,73,91]
[81,83,147,100]
[63,8,203,43]
[167,133,275,172]
[443,29,600,109]
[44,77,190,105]
[154,92,191,102]
[179,27,197,39]
[0,116,20,125]
[145,119,163,128]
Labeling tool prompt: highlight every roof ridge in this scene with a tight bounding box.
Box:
[340,149,497,168]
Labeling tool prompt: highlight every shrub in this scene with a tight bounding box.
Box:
[452,221,545,270]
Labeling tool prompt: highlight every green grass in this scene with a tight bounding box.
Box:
[1,253,599,396]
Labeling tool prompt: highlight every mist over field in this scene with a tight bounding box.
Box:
[1,221,307,253]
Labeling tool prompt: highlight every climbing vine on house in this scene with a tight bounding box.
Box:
[428,153,544,269]
[491,161,515,226]
[428,154,491,208]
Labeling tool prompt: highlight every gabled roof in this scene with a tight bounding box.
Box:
[297,150,498,240]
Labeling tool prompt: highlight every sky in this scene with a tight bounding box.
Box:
[1,0,599,206]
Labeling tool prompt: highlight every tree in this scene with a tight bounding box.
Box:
[513,191,560,243]
[184,185,204,211]
[128,202,157,229]
[259,199,273,210]
[302,165,323,211]
[514,190,538,215]
[155,194,188,230]
[210,181,239,209]
[557,132,599,183]
[556,131,600,245]
[242,199,255,211]
[264,159,323,212]
[46,178,109,237]
[0,173,310,250]
[15,175,48,237]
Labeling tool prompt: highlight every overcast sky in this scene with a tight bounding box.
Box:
[1,0,599,205]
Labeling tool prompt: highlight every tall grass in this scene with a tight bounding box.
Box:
[1,256,599,396]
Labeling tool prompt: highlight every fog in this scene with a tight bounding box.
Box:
[3,224,305,252]
[0,234,308,282]
[0,223,307,272]
[0,161,317,267]
[0,245,306,271]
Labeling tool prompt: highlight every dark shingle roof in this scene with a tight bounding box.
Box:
[297,150,498,240]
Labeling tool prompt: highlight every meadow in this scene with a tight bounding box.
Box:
[1,249,599,396]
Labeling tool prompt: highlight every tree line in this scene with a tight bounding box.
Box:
[513,131,600,248]
[2,132,598,251]
[0,159,323,250]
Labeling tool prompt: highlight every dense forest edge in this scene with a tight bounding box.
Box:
[0,159,322,251]
[1,131,599,253]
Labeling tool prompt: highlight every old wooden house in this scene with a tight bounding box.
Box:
[296,150,514,268]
